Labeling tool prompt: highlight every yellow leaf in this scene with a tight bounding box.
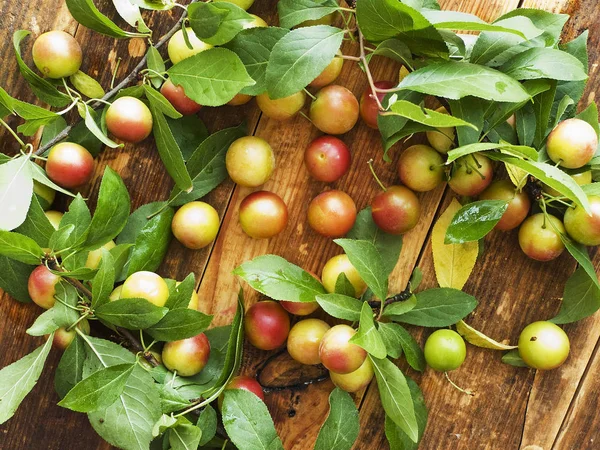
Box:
[456,320,517,350]
[431,199,478,289]
[505,162,528,190]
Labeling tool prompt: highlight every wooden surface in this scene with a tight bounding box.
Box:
[1,0,599,449]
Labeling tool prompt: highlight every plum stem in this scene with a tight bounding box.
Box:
[359,30,385,111]
[34,0,198,156]
[0,118,26,150]
[367,158,387,191]
[444,372,475,396]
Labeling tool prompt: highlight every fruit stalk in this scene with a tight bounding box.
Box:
[34,0,199,156]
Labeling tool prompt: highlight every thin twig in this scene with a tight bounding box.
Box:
[359,29,384,111]
[34,0,197,156]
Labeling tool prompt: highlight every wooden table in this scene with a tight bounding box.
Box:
[1,0,599,449]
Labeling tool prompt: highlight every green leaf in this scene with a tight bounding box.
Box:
[222,389,284,450]
[334,272,356,297]
[131,0,175,11]
[278,0,338,29]
[66,0,146,38]
[26,308,60,336]
[170,423,202,450]
[85,167,131,248]
[13,99,60,136]
[0,231,43,264]
[55,334,86,398]
[552,267,600,324]
[146,46,166,89]
[499,8,568,47]
[197,404,218,446]
[532,80,557,149]
[15,195,54,247]
[334,239,388,301]
[126,206,174,276]
[189,2,254,46]
[112,0,150,33]
[381,323,425,371]
[369,39,413,69]
[447,97,489,146]
[147,309,213,341]
[169,123,246,206]
[148,102,193,192]
[67,110,106,157]
[575,102,600,136]
[70,70,105,98]
[487,154,591,213]
[164,273,196,310]
[12,31,70,107]
[0,155,33,231]
[560,235,599,288]
[91,250,116,308]
[266,25,344,99]
[59,363,135,413]
[95,298,168,329]
[233,254,326,302]
[502,349,528,367]
[370,356,418,443]
[53,283,80,328]
[56,194,92,249]
[444,200,509,244]
[0,335,53,424]
[167,115,209,161]
[421,10,530,38]
[500,48,587,82]
[144,85,182,119]
[398,61,531,102]
[314,388,359,450]
[387,100,477,131]
[316,293,363,321]
[350,302,387,358]
[0,256,34,303]
[225,27,289,96]
[384,378,428,450]
[168,48,255,106]
[382,295,417,318]
[355,0,447,58]
[395,288,478,327]
[470,16,544,65]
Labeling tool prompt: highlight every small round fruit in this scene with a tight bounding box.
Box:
[228,93,253,106]
[28,265,61,309]
[226,136,275,187]
[52,319,90,350]
[506,114,516,129]
[32,30,82,79]
[85,240,116,269]
[329,358,374,393]
[106,96,153,143]
[397,144,444,192]
[168,28,212,65]
[371,185,421,235]
[121,271,170,307]
[46,142,95,189]
[214,0,254,10]
[171,201,220,249]
[160,79,202,115]
[426,107,456,154]
[321,254,366,298]
[244,301,290,350]
[162,333,211,377]
[307,190,356,237]
[109,285,123,301]
[239,191,288,239]
[243,14,267,29]
[359,81,395,129]
[175,281,199,310]
[287,319,331,365]
[518,213,565,262]
[304,135,351,183]
[518,321,570,370]
[544,170,592,197]
[33,181,55,210]
[218,375,264,410]
[564,196,600,246]
[309,53,343,88]
[256,91,306,121]
[424,329,467,372]
[280,300,319,316]
[546,118,598,169]
[319,324,366,374]
[309,85,359,135]
[480,180,531,231]
[45,211,64,230]
[448,153,493,196]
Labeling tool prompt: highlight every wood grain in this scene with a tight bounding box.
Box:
[0,0,599,449]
